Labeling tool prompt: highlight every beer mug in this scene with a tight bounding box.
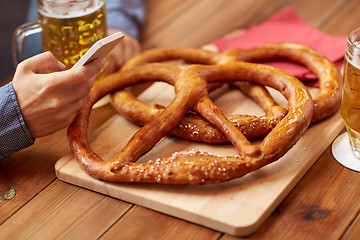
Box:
[341,27,360,159]
[13,0,107,69]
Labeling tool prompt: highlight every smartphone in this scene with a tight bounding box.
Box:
[71,32,124,69]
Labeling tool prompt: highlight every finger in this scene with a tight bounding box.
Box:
[60,93,91,122]
[118,37,136,64]
[50,58,104,89]
[20,51,65,74]
[35,93,91,137]
[63,93,91,116]
[60,76,96,104]
[105,55,116,74]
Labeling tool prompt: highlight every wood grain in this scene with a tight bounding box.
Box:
[100,205,221,240]
[0,180,131,239]
[142,0,274,49]
[1,0,358,239]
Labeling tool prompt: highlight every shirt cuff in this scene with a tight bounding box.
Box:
[0,82,34,159]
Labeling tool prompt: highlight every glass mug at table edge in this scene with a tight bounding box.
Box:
[12,0,108,71]
[341,26,360,159]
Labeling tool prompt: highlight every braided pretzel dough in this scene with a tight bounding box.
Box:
[68,62,313,184]
[111,43,341,144]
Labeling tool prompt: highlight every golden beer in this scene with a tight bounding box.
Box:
[341,40,360,159]
[38,1,107,69]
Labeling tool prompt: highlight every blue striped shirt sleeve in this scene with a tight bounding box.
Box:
[0,82,34,159]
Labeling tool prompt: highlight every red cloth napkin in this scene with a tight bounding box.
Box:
[213,6,347,83]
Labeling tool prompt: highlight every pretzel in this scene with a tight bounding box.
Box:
[68,62,313,184]
[222,43,342,123]
[112,43,341,144]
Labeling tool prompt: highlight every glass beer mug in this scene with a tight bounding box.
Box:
[13,0,107,69]
[341,27,360,159]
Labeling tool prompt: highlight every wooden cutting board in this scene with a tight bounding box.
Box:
[55,80,344,236]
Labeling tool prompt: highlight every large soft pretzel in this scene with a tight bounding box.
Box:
[112,43,341,144]
[68,62,313,184]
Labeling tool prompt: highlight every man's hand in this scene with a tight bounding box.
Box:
[12,51,104,138]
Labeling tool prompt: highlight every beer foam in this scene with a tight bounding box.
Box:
[38,0,104,19]
[346,40,360,69]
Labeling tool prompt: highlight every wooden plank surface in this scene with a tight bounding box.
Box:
[100,205,221,240]
[1,0,360,239]
[0,180,131,239]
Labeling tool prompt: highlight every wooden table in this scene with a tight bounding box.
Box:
[1,0,360,239]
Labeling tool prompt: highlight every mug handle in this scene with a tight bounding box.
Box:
[12,20,42,67]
